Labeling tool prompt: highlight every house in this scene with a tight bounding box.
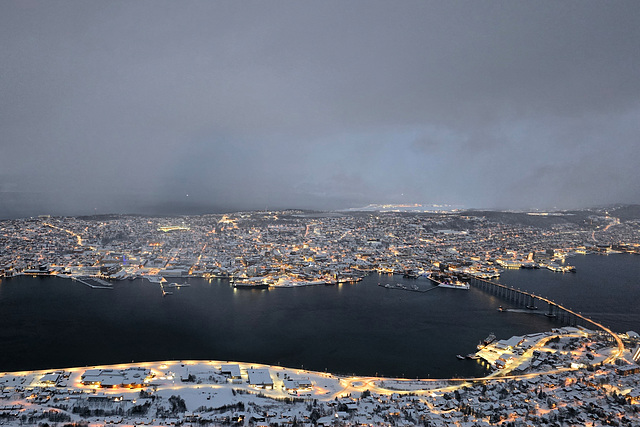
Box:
[247,368,273,389]
[615,364,640,376]
[494,336,524,351]
[220,364,242,382]
[283,377,313,394]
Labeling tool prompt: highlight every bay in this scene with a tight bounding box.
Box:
[0,254,638,378]
[496,253,640,333]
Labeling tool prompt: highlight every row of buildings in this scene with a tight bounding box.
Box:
[1,208,638,284]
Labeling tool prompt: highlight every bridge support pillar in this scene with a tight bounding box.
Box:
[546,303,556,318]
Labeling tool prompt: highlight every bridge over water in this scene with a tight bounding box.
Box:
[471,277,624,363]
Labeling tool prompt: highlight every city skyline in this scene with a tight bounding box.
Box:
[2,1,640,218]
[1,206,639,425]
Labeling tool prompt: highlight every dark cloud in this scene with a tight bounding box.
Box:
[1,0,639,217]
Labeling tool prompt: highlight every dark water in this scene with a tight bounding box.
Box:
[0,254,638,378]
[496,253,640,333]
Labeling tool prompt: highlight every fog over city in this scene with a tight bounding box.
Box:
[1,1,639,218]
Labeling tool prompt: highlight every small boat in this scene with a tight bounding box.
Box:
[456,354,466,360]
[466,354,480,360]
[497,305,504,312]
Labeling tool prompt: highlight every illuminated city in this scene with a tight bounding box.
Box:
[2,0,640,425]
[1,206,640,425]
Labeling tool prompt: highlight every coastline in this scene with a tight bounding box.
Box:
[1,327,636,426]
[1,254,638,379]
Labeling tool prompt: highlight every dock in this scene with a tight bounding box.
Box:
[378,283,440,293]
[72,276,113,289]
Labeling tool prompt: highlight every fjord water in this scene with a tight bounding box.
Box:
[496,253,640,333]
[0,254,638,378]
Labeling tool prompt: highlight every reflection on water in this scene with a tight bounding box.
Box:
[0,254,637,378]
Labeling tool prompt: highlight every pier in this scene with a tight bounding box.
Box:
[471,277,624,363]
[72,276,113,289]
[377,283,440,293]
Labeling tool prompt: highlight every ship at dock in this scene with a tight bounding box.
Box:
[232,278,269,289]
[477,333,496,350]
[542,262,576,273]
[165,282,191,288]
[437,280,470,290]
[427,273,470,290]
[233,283,269,289]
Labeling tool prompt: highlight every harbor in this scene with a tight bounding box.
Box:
[1,253,638,379]
[70,276,113,289]
[377,282,439,293]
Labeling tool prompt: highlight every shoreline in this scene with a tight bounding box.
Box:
[1,254,636,380]
[0,328,636,425]
[0,326,625,383]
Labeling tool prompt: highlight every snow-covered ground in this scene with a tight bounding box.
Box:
[0,329,638,426]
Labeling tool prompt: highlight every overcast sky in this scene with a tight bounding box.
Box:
[1,1,639,216]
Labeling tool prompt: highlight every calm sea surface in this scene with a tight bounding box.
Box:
[0,254,638,378]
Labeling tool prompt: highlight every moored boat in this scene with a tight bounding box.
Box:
[437,280,470,290]
[483,333,496,345]
[427,273,470,290]
[166,282,191,288]
[477,333,496,349]
[233,282,269,289]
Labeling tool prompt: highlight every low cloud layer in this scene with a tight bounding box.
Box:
[2,1,639,216]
